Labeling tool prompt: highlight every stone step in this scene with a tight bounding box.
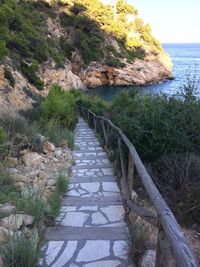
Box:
[74,155,108,160]
[75,142,101,146]
[75,147,103,152]
[75,136,98,140]
[62,196,123,206]
[45,226,127,241]
[72,164,112,170]
[69,175,116,183]
[74,149,105,154]
[74,152,107,158]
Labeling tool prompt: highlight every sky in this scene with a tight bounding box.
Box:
[129,0,200,43]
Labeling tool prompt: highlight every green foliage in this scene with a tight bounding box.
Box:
[1,231,39,267]
[117,0,138,15]
[4,68,15,87]
[0,128,7,144]
[106,58,126,68]
[47,191,61,219]
[151,153,200,225]
[0,168,20,204]
[20,62,44,90]
[127,223,148,263]
[17,191,46,226]
[77,92,108,115]
[0,40,9,61]
[56,172,69,195]
[40,121,75,149]
[59,36,74,60]
[40,85,78,129]
[107,75,200,161]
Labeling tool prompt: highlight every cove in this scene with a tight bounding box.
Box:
[87,43,200,101]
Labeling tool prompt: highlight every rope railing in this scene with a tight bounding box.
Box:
[78,106,199,267]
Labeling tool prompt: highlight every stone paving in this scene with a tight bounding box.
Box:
[41,118,130,267]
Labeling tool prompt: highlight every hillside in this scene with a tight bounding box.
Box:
[0,0,173,115]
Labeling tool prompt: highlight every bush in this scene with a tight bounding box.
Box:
[0,128,7,144]
[151,153,200,224]
[40,85,78,129]
[4,68,15,87]
[0,40,9,61]
[127,223,148,263]
[77,93,108,115]
[56,172,69,195]
[47,191,61,219]
[17,191,46,226]
[106,58,126,68]
[59,36,74,60]
[1,231,39,267]
[40,121,75,149]
[20,62,44,90]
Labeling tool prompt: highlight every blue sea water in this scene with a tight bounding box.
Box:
[88,43,200,100]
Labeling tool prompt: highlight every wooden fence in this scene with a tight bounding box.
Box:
[78,106,199,267]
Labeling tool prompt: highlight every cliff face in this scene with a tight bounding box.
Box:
[0,0,173,115]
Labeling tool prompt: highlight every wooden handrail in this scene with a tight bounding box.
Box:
[78,106,199,267]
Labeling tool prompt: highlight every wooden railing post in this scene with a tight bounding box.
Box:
[93,117,97,132]
[118,137,128,200]
[128,153,134,200]
[101,120,108,146]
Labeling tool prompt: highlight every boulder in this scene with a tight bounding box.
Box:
[54,149,62,158]
[139,250,156,267]
[1,214,34,231]
[0,203,16,216]
[22,152,45,166]
[38,171,49,180]
[43,141,55,153]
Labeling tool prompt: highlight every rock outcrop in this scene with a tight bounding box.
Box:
[82,59,173,88]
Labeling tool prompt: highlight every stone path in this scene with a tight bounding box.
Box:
[41,118,130,267]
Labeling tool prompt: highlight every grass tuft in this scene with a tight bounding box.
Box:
[1,231,39,267]
[126,223,148,263]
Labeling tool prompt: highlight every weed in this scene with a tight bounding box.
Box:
[17,191,46,226]
[56,172,69,195]
[126,223,148,263]
[1,231,39,267]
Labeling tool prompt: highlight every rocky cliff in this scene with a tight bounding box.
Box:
[0,0,173,116]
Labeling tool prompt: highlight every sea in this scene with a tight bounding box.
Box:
[88,43,200,101]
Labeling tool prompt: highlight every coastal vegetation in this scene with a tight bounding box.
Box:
[75,74,200,226]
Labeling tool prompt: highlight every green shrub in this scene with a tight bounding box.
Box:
[106,57,126,68]
[0,128,7,144]
[77,93,108,115]
[39,120,75,149]
[17,191,46,226]
[47,191,61,219]
[0,40,9,61]
[20,62,44,90]
[40,85,78,129]
[127,223,148,263]
[59,36,74,60]
[1,231,39,267]
[56,172,69,195]
[151,153,200,225]
[0,168,20,204]
[4,68,15,87]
